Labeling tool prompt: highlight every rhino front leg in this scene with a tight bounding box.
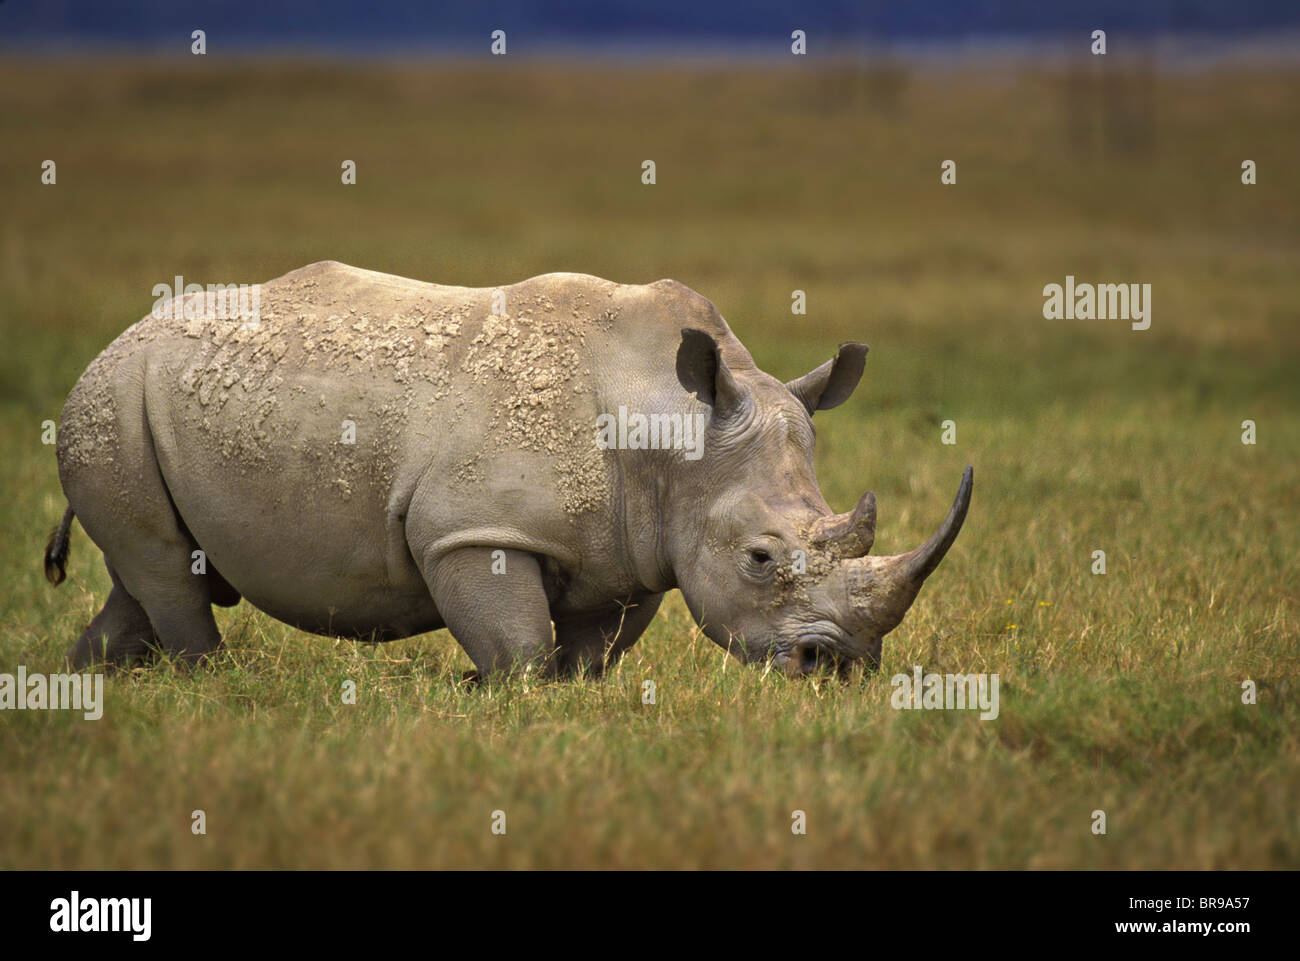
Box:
[554,593,664,678]
[422,547,556,679]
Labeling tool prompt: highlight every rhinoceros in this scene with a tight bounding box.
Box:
[45,261,971,679]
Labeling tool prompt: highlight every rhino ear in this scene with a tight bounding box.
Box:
[676,328,749,421]
[785,342,868,415]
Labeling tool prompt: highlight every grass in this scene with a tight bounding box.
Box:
[0,56,1296,868]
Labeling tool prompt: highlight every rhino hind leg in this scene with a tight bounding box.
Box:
[61,429,224,667]
[110,538,224,666]
[554,593,664,678]
[421,546,556,679]
[65,568,158,670]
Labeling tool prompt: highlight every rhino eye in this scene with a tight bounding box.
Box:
[749,548,773,565]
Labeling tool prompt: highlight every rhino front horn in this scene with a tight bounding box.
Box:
[847,466,973,631]
[901,465,973,583]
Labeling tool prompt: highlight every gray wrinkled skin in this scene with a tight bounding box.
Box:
[46,261,971,679]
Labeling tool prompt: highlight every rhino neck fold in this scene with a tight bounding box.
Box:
[608,442,679,596]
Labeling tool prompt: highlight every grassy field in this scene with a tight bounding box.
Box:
[0,57,1296,868]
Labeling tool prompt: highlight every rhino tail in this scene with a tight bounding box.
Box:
[44,504,75,587]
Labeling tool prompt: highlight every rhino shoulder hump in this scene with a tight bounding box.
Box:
[649,278,728,325]
[270,260,350,283]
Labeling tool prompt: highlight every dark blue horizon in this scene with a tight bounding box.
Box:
[2,0,1298,51]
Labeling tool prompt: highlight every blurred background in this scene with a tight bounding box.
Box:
[0,2,1296,868]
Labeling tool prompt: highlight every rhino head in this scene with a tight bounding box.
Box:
[670,328,972,677]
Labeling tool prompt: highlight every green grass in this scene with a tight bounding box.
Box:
[0,58,1296,868]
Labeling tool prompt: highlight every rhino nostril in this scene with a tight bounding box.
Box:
[796,642,820,674]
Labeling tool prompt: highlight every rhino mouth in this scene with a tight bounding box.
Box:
[771,628,860,678]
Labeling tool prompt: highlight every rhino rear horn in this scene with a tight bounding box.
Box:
[810,490,877,558]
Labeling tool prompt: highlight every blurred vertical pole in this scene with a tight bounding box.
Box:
[1103,37,1155,161]
[1064,37,1100,167]
[1066,32,1156,170]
